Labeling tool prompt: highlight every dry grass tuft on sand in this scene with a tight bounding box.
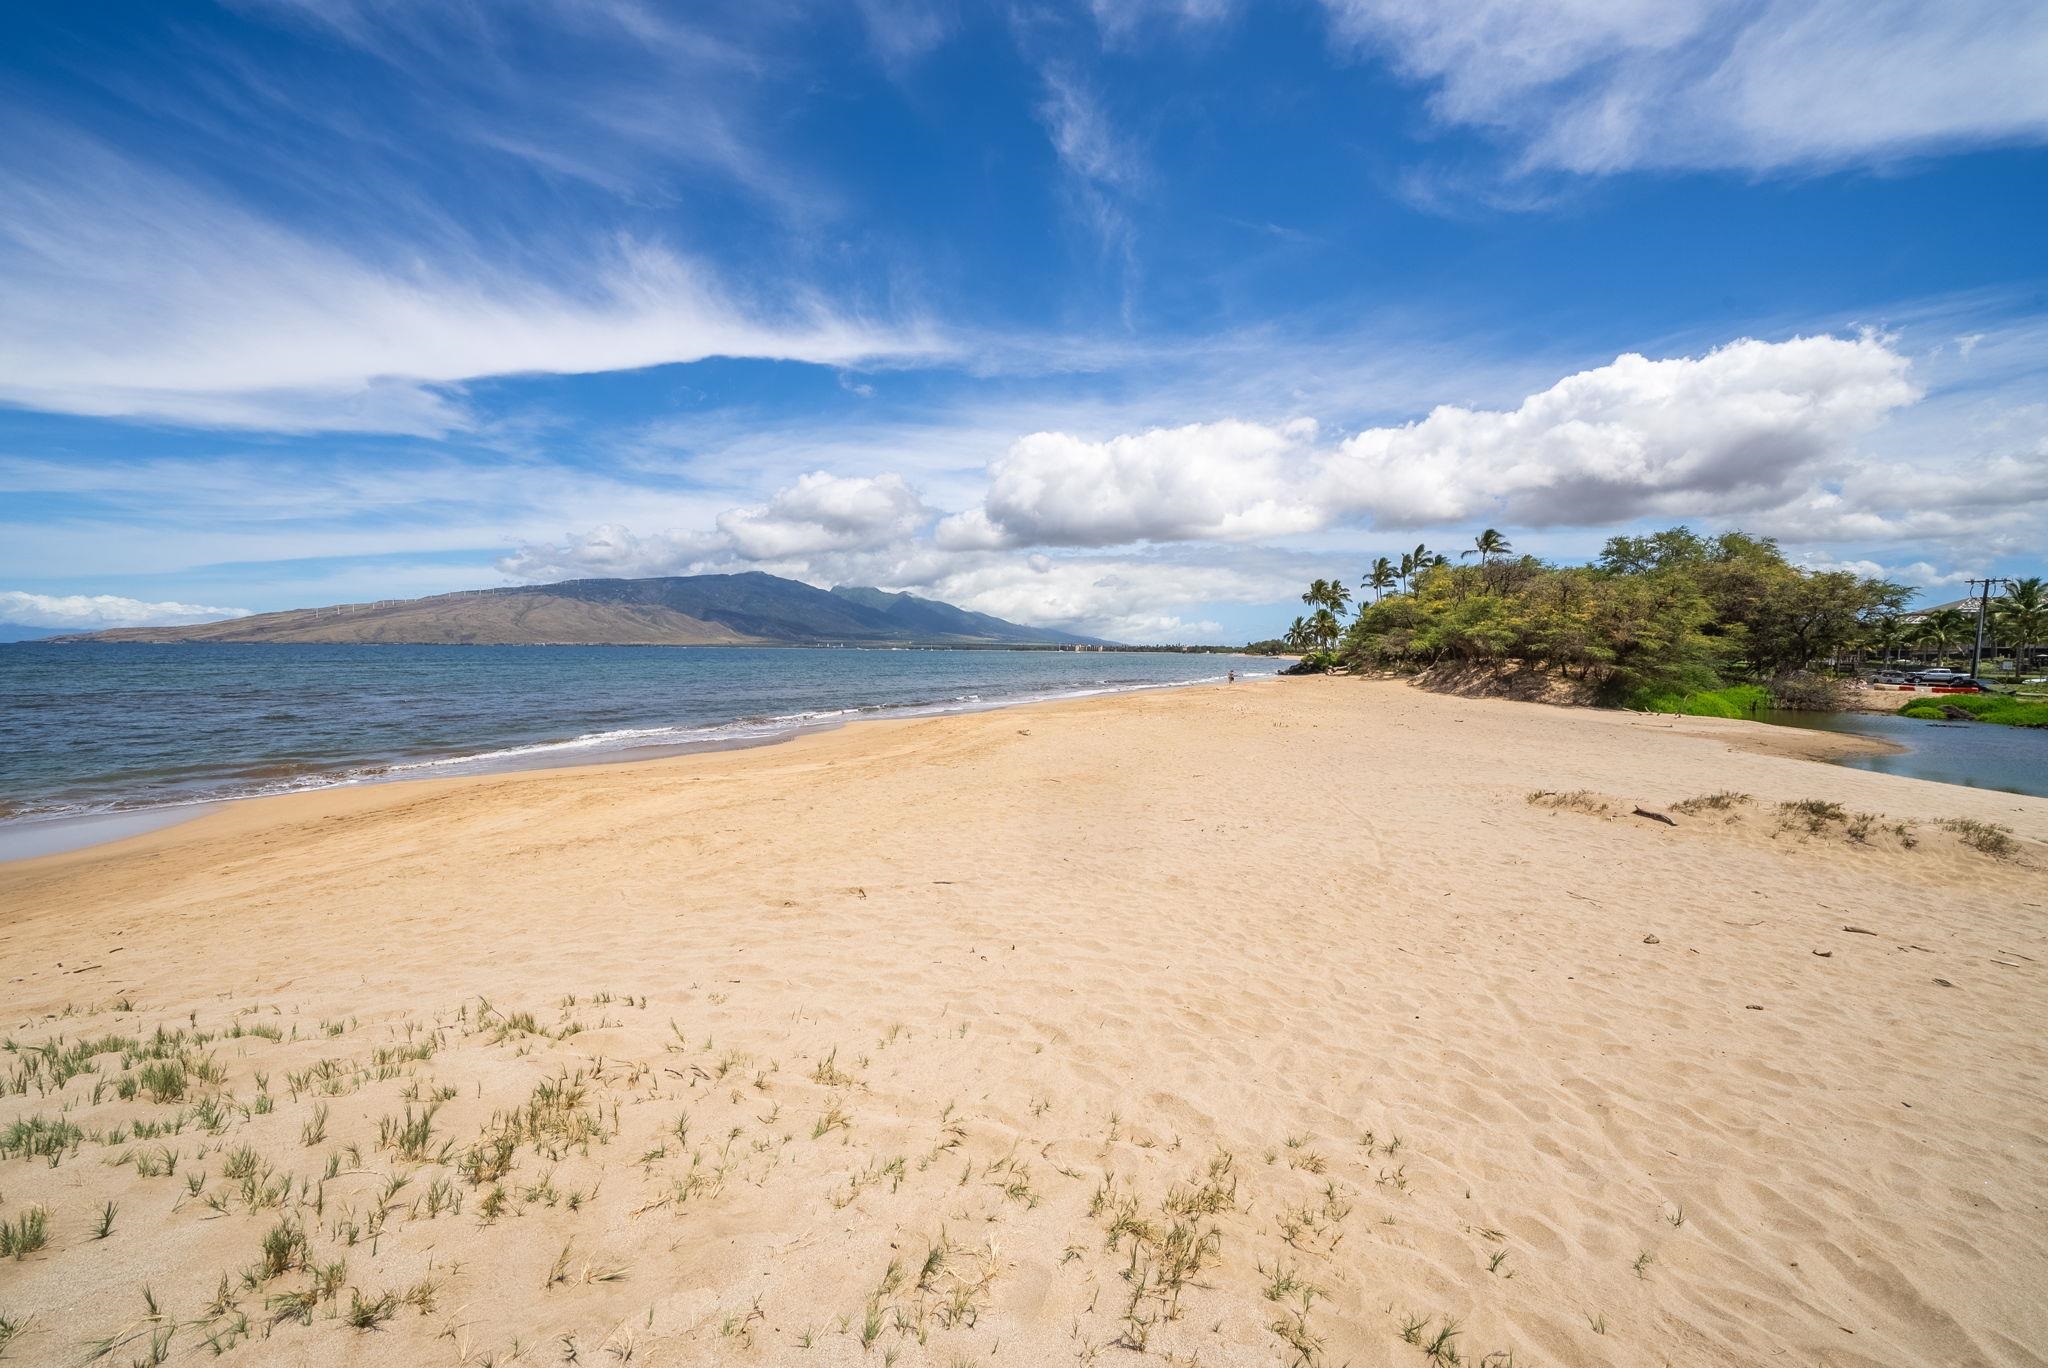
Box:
[2,993,1541,1366]
[1,677,2044,1366]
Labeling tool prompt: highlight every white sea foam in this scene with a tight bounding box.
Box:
[2,666,1277,839]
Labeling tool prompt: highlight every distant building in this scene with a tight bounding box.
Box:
[1896,592,2042,673]
[1901,595,1980,620]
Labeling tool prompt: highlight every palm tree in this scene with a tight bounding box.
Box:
[1461,528,1511,564]
[1366,557,1396,601]
[1458,529,1512,593]
[1865,614,1907,666]
[1301,578,1352,617]
[1309,607,1340,651]
[1284,616,1311,652]
[1914,608,1970,666]
[1398,544,1446,593]
[1995,577,2047,680]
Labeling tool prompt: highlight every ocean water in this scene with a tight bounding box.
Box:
[0,642,1269,828]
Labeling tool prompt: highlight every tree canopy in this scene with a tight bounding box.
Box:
[1336,526,1908,694]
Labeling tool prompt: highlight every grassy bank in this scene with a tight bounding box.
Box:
[1619,683,1773,718]
[1899,693,2048,727]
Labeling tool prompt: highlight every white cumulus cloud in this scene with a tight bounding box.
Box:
[0,591,249,630]
[466,330,2042,639]
[717,472,931,560]
[943,335,1920,544]
[1319,333,1918,527]
[941,417,1324,548]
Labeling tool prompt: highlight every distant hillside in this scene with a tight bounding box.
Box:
[828,586,1100,645]
[54,573,1112,648]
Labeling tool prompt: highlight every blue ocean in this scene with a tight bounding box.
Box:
[0,643,1267,827]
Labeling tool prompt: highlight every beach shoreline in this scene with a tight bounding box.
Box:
[0,662,1278,864]
[0,673,1902,870]
[2,678,2042,1367]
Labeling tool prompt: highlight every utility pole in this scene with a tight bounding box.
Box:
[1966,577,2011,679]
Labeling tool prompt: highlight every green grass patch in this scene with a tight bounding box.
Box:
[1898,694,2048,727]
[1620,684,1772,718]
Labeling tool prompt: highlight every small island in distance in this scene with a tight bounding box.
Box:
[48,571,1113,649]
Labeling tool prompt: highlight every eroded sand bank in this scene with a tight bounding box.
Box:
[1,678,2043,1367]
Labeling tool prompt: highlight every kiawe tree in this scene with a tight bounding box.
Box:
[1330,524,1911,703]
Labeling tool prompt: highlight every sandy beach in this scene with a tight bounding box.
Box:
[2,678,2044,1367]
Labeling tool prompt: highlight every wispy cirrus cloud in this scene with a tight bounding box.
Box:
[1087,0,1235,42]
[0,126,937,434]
[1322,0,2048,174]
[1032,63,1146,320]
[0,1,953,435]
[851,0,959,66]
[230,0,823,217]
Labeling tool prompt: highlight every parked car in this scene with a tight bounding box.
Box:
[1938,677,1999,692]
[1912,669,1959,683]
[1870,671,1912,684]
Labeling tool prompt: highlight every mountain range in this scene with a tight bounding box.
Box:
[48,573,1111,648]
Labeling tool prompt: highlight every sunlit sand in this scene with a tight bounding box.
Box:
[2,679,2043,1366]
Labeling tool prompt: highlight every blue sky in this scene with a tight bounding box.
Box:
[3,0,2045,641]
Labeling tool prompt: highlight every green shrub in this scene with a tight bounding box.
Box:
[1619,684,1772,718]
[1899,694,2048,727]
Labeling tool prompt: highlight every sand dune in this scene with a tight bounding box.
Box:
[1,678,2043,1367]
